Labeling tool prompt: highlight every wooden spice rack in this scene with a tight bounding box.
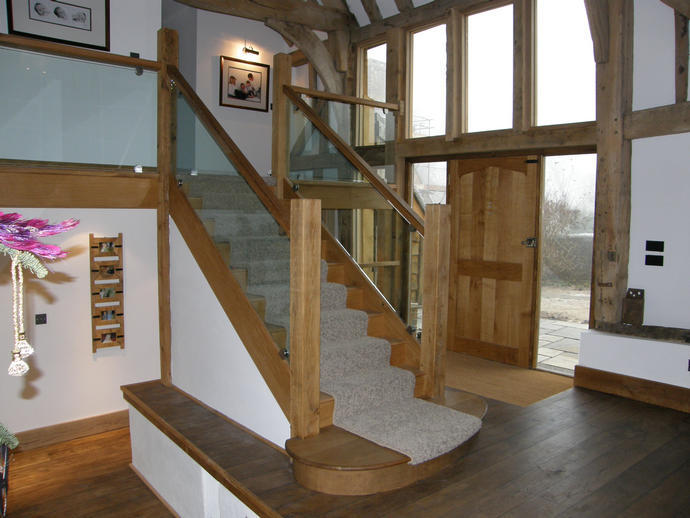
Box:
[89,233,125,352]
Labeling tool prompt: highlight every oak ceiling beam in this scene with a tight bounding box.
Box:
[362,0,384,24]
[266,18,344,93]
[661,0,690,19]
[174,0,352,32]
[352,0,488,43]
[395,0,415,13]
[584,0,609,63]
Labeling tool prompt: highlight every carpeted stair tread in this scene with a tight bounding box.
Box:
[320,337,391,377]
[198,209,281,237]
[335,398,482,465]
[322,366,416,420]
[320,308,370,342]
[248,282,346,324]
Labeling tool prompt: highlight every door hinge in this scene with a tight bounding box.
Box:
[521,237,537,248]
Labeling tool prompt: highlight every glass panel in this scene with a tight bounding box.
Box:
[289,96,423,329]
[364,43,387,103]
[297,95,397,183]
[176,93,291,353]
[410,24,447,138]
[538,154,595,375]
[467,5,513,132]
[536,0,595,125]
[0,46,157,168]
[412,162,447,216]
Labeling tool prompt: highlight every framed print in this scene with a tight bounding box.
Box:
[220,56,270,112]
[7,0,110,51]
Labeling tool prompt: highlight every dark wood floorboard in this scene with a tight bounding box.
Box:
[7,428,173,518]
[10,383,690,517]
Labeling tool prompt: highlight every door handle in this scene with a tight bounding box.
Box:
[521,237,537,248]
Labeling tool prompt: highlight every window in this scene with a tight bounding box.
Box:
[410,24,447,138]
[536,0,595,125]
[359,42,389,146]
[466,5,513,132]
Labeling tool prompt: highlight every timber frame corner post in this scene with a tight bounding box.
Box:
[591,0,633,329]
[157,27,179,386]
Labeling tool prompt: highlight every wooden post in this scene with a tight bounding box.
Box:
[419,204,451,401]
[592,0,633,326]
[289,198,322,438]
[446,7,465,140]
[675,12,688,104]
[386,27,407,194]
[272,53,292,199]
[157,28,178,386]
[513,0,534,131]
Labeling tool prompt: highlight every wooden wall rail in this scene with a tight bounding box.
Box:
[0,33,161,71]
[167,65,291,233]
[284,85,425,236]
[290,85,400,111]
[169,185,291,416]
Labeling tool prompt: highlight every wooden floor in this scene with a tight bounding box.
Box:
[9,385,690,517]
[7,428,171,517]
[446,352,574,406]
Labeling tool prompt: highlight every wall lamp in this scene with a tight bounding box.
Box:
[242,41,259,55]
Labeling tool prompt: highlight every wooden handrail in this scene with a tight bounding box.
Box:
[0,33,161,71]
[289,85,400,111]
[168,65,290,233]
[284,85,424,236]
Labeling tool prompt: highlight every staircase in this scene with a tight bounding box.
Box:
[179,172,483,495]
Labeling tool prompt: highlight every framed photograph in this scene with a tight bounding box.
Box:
[7,0,110,51]
[220,56,270,112]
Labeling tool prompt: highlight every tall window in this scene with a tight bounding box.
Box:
[410,24,447,138]
[537,0,595,125]
[363,43,387,102]
[467,5,513,132]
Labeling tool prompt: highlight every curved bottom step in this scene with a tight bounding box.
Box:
[286,389,487,496]
[286,425,480,495]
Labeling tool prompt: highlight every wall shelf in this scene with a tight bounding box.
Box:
[89,233,125,352]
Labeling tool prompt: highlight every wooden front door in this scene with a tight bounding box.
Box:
[447,156,540,368]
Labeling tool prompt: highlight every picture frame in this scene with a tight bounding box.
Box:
[220,55,270,112]
[7,0,110,51]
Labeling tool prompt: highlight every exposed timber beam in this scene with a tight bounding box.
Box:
[266,19,344,93]
[676,12,689,103]
[623,100,690,139]
[352,0,489,43]
[362,0,384,24]
[584,0,609,63]
[395,0,415,13]
[661,0,690,19]
[174,0,352,32]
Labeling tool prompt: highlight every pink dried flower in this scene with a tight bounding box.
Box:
[0,212,79,259]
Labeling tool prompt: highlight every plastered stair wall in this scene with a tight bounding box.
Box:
[182,174,482,466]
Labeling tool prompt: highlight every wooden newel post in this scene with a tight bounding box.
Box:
[289,198,321,438]
[157,27,178,386]
[272,53,292,200]
[420,204,451,401]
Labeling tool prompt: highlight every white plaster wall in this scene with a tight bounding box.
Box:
[628,134,690,329]
[632,0,675,111]
[580,331,690,388]
[194,11,292,176]
[130,406,259,518]
[1,0,161,59]
[162,0,197,85]
[0,209,160,433]
[169,222,290,448]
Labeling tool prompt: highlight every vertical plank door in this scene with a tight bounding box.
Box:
[447,155,540,368]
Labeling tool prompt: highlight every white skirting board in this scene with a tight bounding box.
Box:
[128,406,259,518]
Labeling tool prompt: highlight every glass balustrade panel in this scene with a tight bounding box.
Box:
[0,46,156,168]
[176,92,291,353]
[289,97,423,329]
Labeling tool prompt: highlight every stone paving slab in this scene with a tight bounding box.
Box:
[548,338,580,353]
[548,326,584,339]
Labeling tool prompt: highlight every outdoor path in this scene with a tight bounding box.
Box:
[537,318,587,376]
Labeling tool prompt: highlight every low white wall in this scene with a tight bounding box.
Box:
[0,208,160,433]
[169,221,290,448]
[580,331,690,389]
[129,406,259,518]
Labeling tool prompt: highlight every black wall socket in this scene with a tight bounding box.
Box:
[35,313,47,325]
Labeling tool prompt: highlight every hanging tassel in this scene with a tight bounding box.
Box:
[8,351,29,376]
[17,333,34,359]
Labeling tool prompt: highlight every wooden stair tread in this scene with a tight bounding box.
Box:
[286,426,410,471]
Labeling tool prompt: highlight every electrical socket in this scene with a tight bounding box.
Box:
[35,313,47,325]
